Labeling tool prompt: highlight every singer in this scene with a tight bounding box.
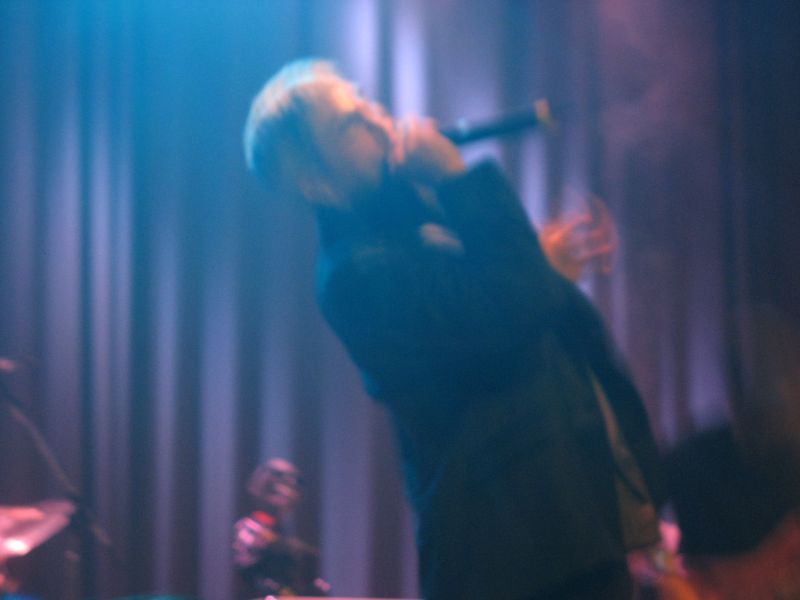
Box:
[244,59,664,600]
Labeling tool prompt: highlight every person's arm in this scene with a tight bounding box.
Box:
[319,140,569,396]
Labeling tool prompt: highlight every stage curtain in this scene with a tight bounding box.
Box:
[0,1,797,598]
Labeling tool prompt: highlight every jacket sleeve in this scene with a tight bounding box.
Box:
[318,162,570,398]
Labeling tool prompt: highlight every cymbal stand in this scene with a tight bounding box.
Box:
[0,375,120,600]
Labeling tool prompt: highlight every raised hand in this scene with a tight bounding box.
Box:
[539,196,619,281]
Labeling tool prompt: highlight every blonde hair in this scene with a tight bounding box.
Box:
[243,59,340,192]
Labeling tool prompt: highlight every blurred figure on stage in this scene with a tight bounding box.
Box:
[232,458,329,597]
[656,427,800,598]
[243,59,664,600]
[628,306,800,599]
[661,306,800,599]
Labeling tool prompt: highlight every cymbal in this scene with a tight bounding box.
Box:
[0,499,75,561]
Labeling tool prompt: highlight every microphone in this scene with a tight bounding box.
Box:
[439,99,556,145]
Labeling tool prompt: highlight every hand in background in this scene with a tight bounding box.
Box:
[232,514,279,567]
[539,196,618,282]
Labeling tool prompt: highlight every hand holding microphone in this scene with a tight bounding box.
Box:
[393,116,466,186]
[392,100,556,191]
[392,99,556,186]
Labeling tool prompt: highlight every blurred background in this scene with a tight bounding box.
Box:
[0,1,798,598]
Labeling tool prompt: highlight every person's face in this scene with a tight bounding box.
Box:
[255,459,302,514]
[304,77,398,200]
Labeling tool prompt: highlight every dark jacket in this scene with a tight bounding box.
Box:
[317,162,663,599]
